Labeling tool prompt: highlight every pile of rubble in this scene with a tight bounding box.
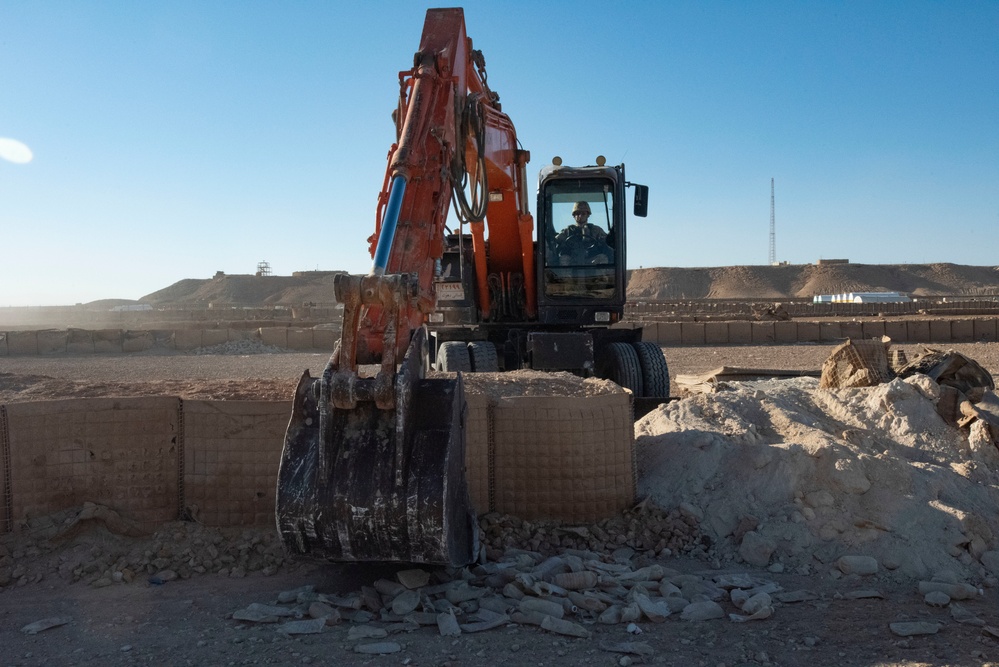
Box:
[0,500,706,591]
[227,546,790,656]
[190,339,287,355]
[222,543,996,657]
[636,343,999,584]
[478,501,707,561]
[0,504,288,588]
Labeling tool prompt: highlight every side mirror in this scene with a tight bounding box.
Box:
[632,184,649,218]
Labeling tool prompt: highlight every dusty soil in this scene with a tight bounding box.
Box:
[3,344,999,666]
[2,342,998,403]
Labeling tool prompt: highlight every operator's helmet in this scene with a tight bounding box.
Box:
[572,201,591,215]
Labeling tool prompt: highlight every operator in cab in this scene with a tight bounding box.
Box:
[554,201,612,265]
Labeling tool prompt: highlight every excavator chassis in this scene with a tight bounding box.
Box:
[276,327,476,566]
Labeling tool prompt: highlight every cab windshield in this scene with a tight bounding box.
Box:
[542,180,616,299]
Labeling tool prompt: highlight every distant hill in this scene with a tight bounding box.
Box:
[132,264,999,307]
[139,272,344,306]
[627,263,999,301]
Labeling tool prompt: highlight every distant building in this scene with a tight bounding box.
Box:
[812,292,910,304]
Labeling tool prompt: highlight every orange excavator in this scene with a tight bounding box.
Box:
[277,8,666,566]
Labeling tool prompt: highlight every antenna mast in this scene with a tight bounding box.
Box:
[768,178,776,265]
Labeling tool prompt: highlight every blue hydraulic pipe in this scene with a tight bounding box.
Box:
[370,175,407,276]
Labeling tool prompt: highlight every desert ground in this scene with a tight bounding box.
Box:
[3,262,999,666]
[3,341,999,666]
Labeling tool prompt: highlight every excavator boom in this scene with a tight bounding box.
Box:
[276,8,531,565]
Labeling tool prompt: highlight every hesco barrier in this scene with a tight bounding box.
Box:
[611,317,999,346]
[0,327,340,355]
[1,319,997,356]
[0,393,634,534]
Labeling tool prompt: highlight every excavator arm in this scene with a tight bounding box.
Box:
[364,7,535,363]
[276,8,532,565]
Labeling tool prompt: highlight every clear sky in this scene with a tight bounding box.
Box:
[2,1,997,306]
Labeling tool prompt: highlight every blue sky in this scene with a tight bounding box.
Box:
[2,1,997,306]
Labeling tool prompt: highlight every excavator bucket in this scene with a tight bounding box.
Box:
[276,330,476,566]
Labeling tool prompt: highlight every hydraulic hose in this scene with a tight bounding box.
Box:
[451,94,488,224]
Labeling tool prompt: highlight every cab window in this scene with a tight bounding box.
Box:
[542,182,616,299]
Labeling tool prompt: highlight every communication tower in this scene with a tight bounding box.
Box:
[768,178,776,265]
[256,261,272,277]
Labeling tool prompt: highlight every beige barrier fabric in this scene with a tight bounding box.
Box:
[464,393,492,514]
[491,394,635,523]
[182,400,289,527]
[1,391,635,533]
[4,398,180,532]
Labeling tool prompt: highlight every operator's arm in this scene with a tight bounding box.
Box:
[585,224,607,242]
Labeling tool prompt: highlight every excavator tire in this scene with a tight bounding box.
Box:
[436,341,472,372]
[598,342,643,397]
[633,341,670,398]
[467,341,499,372]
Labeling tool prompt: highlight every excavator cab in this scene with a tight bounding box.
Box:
[537,159,644,323]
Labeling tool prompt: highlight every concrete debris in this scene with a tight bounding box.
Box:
[950,602,985,626]
[347,625,388,640]
[841,589,883,600]
[21,616,72,634]
[233,602,302,622]
[889,621,941,637]
[0,510,290,590]
[436,609,461,637]
[923,590,950,607]
[459,609,509,633]
[390,589,421,615]
[191,339,286,356]
[738,531,775,567]
[354,642,402,655]
[917,580,980,601]
[397,568,431,589]
[540,615,591,638]
[679,600,726,621]
[774,590,818,603]
[479,503,707,562]
[836,555,879,576]
[276,618,325,635]
[598,640,655,657]
[307,602,341,625]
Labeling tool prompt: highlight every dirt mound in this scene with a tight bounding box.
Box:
[635,375,999,583]
[140,273,344,306]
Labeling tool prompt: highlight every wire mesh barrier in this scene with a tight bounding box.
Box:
[0,392,635,535]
